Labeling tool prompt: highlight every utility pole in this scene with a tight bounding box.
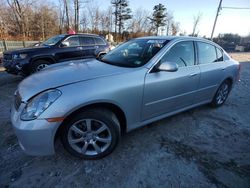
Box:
[211,0,222,40]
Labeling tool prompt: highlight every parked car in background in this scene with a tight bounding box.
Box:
[11,36,240,159]
[3,34,110,76]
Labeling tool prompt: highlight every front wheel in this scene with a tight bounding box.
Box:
[30,60,50,73]
[211,80,231,107]
[61,108,120,159]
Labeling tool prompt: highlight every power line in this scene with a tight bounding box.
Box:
[222,6,250,10]
[211,1,250,40]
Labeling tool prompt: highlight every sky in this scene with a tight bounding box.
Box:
[97,0,250,37]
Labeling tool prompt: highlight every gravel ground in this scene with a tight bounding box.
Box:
[0,53,250,188]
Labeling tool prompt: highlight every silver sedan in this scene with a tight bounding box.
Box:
[11,36,240,159]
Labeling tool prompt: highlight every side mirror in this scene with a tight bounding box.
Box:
[156,61,178,72]
[60,41,69,47]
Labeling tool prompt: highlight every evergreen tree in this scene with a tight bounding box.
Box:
[150,4,167,35]
[111,0,132,41]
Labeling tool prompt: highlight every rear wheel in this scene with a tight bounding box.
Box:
[211,80,231,107]
[61,108,120,159]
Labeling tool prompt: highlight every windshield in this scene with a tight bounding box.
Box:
[101,39,169,67]
[42,35,65,46]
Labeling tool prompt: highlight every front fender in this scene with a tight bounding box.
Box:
[30,55,56,63]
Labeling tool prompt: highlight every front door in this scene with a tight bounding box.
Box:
[142,41,200,120]
[56,36,84,62]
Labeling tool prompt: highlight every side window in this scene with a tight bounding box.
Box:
[161,41,195,67]
[80,37,95,45]
[216,47,223,62]
[94,37,106,45]
[197,42,217,64]
[63,36,80,47]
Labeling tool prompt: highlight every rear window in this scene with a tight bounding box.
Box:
[197,42,217,64]
[80,37,95,45]
[94,37,106,45]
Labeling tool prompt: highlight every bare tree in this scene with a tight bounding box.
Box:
[100,7,113,34]
[87,1,100,33]
[0,0,182,41]
[128,8,152,37]
[164,11,173,35]
[64,0,70,30]
[192,12,202,36]
[80,11,89,32]
[170,22,179,35]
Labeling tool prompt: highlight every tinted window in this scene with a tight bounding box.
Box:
[216,47,223,62]
[161,41,195,67]
[197,42,217,64]
[80,37,95,45]
[63,36,80,47]
[94,37,106,45]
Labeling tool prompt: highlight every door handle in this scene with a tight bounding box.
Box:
[77,46,83,50]
[189,73,198,77]
[222,67,226,71]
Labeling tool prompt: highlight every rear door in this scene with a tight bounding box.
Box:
[195,41,226,103]
[94,37,108,55]
[55,36,84,62]
[79,36,97,58]
[142,41,200,120]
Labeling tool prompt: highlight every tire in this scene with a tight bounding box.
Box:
[96,53,106,60]
[61,108,121,159]
[30,60,51,73]
[210,80,231,107]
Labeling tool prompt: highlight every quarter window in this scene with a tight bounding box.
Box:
[63,36,80,47]
[94,37,106,45]
[197,42,217,64]
[216,47,223,62]
[161,41,195,67]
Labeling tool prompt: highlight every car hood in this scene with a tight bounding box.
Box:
[4,46,50,54]
[18,59,134,101]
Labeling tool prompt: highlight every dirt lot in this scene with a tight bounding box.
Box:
[0,53,250,188]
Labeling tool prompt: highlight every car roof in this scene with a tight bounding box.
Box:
[64,33,101,37]
[136,35,221,48]
[137,35,211,42]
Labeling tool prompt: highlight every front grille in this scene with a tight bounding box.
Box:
[3,54,12,60]
[14,91,22,110]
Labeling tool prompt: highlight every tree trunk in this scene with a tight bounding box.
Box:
[64,0,70,31]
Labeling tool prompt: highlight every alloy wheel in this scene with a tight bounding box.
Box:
[67,118,112,156]
[36,64,48,72]
[216,83,229,105]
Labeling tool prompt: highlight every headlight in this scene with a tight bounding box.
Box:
[21,89,61,121]
[13,53,28,60]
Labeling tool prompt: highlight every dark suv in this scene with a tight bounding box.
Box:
[3,34,110,75]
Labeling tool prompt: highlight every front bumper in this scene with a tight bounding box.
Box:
[11,103,60,156]
[3,59,28,75]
